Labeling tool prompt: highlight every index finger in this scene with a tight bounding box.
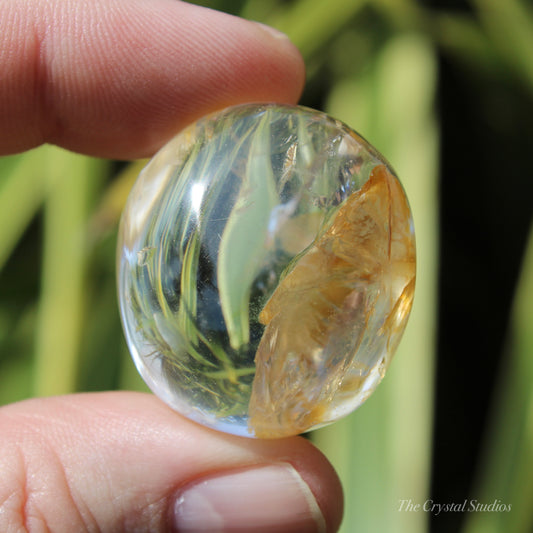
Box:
[0,0,305,158]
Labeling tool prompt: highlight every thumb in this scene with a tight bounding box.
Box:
[0,392,343,532]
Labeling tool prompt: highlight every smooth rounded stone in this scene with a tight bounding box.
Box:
[117,103,416,438]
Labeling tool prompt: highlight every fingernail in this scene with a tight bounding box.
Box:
[173,463,326,533]
[254,22,291,41]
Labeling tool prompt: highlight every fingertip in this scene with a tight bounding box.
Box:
[251,20,306,97]
[287,438,344,533]
[0,0,306,158]
[0,393,343,532]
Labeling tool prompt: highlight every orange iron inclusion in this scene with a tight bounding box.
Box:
[117,104,416,439]
[249,164,415,438]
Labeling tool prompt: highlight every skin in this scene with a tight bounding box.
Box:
[0,0,343,531]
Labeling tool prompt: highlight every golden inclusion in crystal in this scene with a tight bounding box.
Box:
[249,165,415,437]
[117,104,416,439]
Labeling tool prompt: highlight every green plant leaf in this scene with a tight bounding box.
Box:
[217,111,278,350]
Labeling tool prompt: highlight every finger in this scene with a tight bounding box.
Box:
[0,0,305,158]
[0,392,343,532]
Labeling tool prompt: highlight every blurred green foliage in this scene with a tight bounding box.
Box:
[0,1,532,532]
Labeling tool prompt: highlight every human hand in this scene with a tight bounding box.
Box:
[0,1,343,531]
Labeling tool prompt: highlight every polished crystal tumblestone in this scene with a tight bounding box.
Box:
[117,104,416,438]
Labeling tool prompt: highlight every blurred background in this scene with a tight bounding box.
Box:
[0,0,532,532]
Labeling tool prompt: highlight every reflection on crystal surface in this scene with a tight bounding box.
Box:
[117,104,416,438]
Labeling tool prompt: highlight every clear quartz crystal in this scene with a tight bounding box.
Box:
[117,104,416,438]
